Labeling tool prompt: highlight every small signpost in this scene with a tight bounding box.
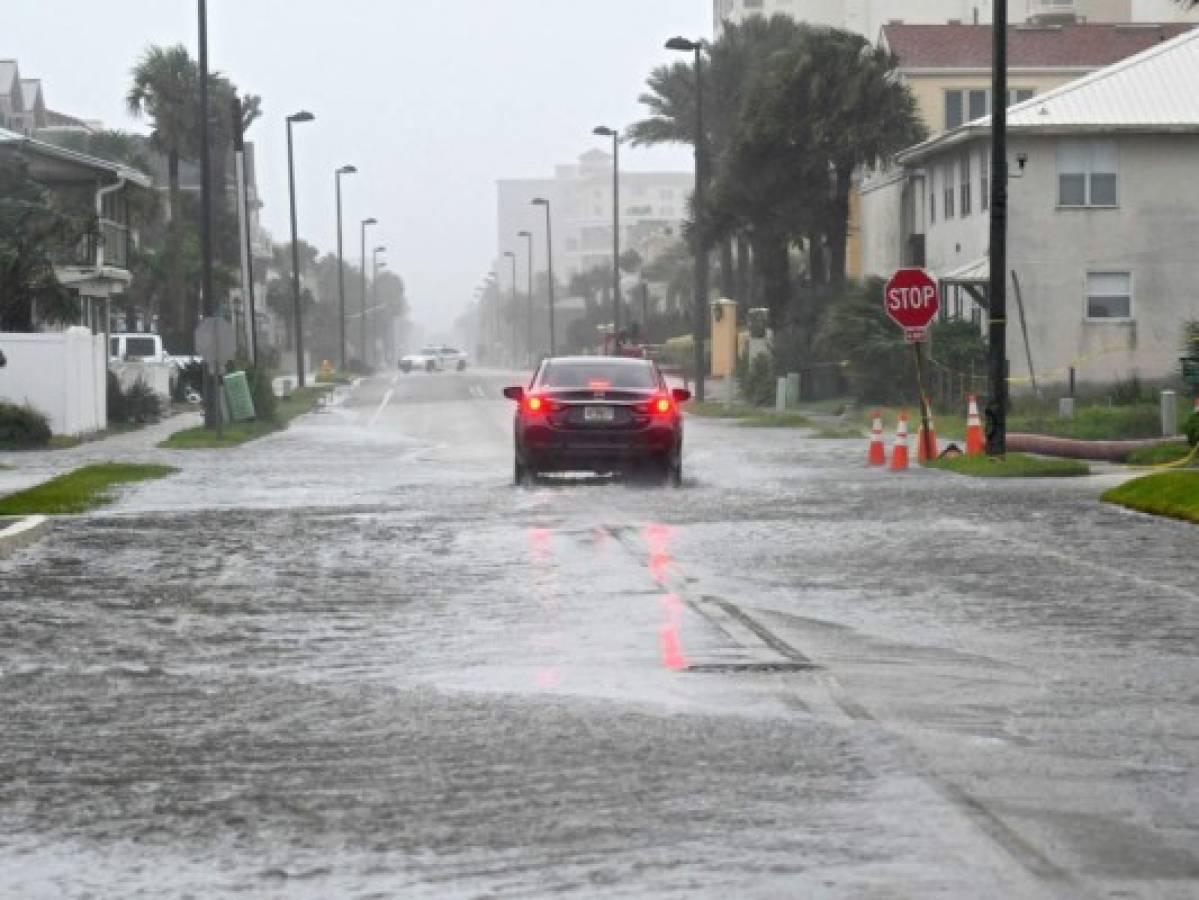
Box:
[885,268,941,460]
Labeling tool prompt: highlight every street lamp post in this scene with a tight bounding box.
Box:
[335,165,357,372]
[372,245,386,366]
[517,230,534,366]
[531,198,555,356]
[666,36,708,402]
[286,110,315,388]
[197,0,219,430]
[504,250,517,365]
[360,217,377,368]
[987,0,1009,456]
[593,126,622,347]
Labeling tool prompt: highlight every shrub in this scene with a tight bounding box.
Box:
[107,371,127,424]
[737,352,777,407]
[0,403,52,448]
[243,367,278,423]
[1186,411,1199,447]
[123,377,162,424]
[1110,373,1146,406]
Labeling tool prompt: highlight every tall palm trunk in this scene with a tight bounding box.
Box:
[719,238,735,301]
[753,233,791,328]
[163,149,186,351]
[736,235,752,314]
[827,162,853,286]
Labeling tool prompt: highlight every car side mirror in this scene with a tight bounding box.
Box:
[503,386,525,402]
[672,388,692,404]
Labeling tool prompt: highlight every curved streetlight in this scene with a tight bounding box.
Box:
[335,164,357,371]
[531,198,555,356]
[666,35,708,401]
[287,110,316,388]
[517,230,534,365]
[359,217,378,367]
[593,125,622,346]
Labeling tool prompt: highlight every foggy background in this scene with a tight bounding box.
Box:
[7,0,707,335]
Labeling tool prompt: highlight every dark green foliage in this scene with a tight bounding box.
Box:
[1186,412,1199,447]
[123,378,162,424]
[107,371,127,424]
[1110,373,1147,406]
[0,403,52,448]
[737,353,777,407]
[172,361,205,403]
[242,367,278,423]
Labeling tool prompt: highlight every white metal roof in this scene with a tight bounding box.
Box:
[0,126,151,187]
[899,27,1199,164]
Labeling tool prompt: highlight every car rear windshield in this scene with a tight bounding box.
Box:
[540,361,659,390]
[125,337,158,358]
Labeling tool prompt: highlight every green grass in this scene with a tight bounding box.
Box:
[1007,404,1174,441]
[1102,471,1199,524]
[316,372,354,385]
[924,452,1090,478]
[812,426,866,440]
[1126,442,1198,467]
[0,463,177,516]
[161,386,333,450]
[48,435,83,449]
[739,412,814,429]
[684,401,758,419]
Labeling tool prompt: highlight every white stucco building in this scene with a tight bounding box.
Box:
[713,0,1199,39]
[886,28,1199,388]
[496,150,692,292]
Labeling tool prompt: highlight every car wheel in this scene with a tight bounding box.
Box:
[515,458,536,486]
[457,360,467,372]
[400,363,411,374]
[426,361,436,373]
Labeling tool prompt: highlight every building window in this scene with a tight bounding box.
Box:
[980,148,990,212]
[960,152,972,216]
[945,88,1037,130]
[1086,272,1132,320]
[1058,140,1117,207]
[943,162,955,219]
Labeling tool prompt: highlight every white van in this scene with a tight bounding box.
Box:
[110,333,168,363]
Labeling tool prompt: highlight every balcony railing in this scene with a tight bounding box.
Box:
[48,218,131,271]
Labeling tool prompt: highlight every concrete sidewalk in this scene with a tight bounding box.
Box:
[0,411,201,497]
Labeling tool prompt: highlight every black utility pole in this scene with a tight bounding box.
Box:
[505,251,518,364]
[286,111,314,388]
[335,165,357,372]
[987,1,1009,455]
[532,198,555,356]
[360,217,377,367]
[593,126,622,345]
[667,37,708,401]
[198,0,218,430]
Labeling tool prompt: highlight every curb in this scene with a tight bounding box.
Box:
[1008,433,1184,462]
[0,515,51,559]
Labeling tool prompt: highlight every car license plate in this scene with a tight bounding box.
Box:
[584,405,615,423]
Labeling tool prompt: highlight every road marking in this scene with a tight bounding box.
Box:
[368,389,394,428]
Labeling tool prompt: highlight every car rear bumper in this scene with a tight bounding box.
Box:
[519,425,679,471]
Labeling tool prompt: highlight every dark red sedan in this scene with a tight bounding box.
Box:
[503,357,691,485]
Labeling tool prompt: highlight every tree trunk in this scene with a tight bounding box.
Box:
[736,234,752,314]
[753,233,792,328]
[808,231,827,288]
[828,163,853,286]
[719,237,735,301]
[164,149,188,352]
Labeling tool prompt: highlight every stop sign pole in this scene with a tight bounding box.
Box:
[885,268,940,462]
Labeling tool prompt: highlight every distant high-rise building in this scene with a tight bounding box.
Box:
[713,0,1199,40]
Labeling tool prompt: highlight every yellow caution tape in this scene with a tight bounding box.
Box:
[1123,442,1199,471]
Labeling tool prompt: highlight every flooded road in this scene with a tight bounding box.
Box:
[2,372,1197,898]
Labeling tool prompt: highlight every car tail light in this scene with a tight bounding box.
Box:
[640,395,675,416]
[524,395,559,415]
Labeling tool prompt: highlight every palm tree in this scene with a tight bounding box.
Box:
[127,45,197,349]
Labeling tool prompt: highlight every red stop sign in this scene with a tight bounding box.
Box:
[885,268,940,330]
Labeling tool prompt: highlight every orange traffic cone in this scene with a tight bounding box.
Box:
[890,412,910,471]
[917,399,939,463]
[965,395,985,456]
[867,410,886,466]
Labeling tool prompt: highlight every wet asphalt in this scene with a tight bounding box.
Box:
[1,370,1197,899]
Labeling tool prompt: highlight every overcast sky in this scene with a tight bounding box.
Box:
[8,1,706,336]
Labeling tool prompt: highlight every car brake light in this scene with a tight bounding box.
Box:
[524,396,558,415]
[655,397,673,415]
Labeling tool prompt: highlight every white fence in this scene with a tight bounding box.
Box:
[0,328,107,436]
